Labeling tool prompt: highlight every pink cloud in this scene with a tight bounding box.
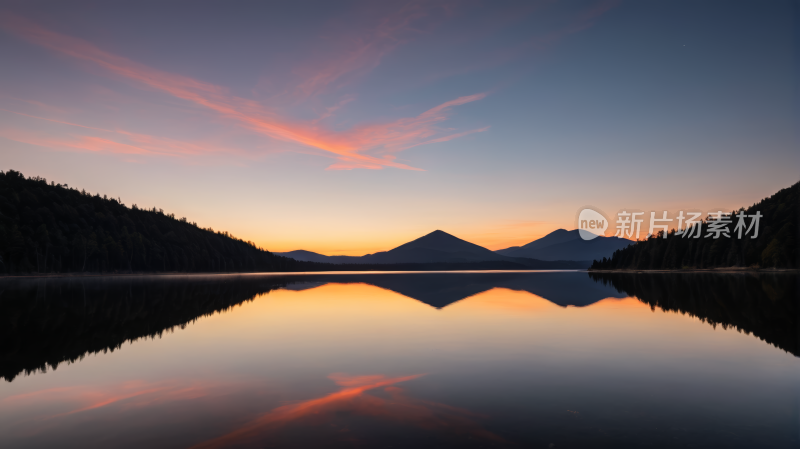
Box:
[0,108,112,133]
[399,126,491,151]
[0,12,485,170]
[291,2,434,98]
[0,128,157,156]
[0,112,238,159]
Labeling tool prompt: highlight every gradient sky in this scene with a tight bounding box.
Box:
[1,0,796,255]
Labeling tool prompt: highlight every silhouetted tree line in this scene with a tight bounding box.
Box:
[0,170,577,275]
[0,170,333,274]
[0,275,299,381]
[591,181,798,270]
[589,272,798,356]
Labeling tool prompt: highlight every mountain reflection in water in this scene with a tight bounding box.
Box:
[0,272,627,382]
[0,271,797,448]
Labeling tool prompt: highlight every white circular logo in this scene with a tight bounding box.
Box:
[577,208,608,240]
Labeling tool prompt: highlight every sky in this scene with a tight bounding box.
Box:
[0,0,796,255]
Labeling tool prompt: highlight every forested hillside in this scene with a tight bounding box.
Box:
[0,170,566,275]
[0,170,319,274]
[591,181,798,270]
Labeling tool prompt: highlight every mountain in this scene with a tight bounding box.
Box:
[496,229,580,256]
[591,181,799,270]
[279,230,592,268]
[0,170,586,274]
[362,230,509,264]
[275,250,361,264]
[497,229,632,262]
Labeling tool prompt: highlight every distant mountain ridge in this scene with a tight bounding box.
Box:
[496,229,632,262]
[277,230,591,268]
[276,250,361,264]
[0,170,588,275]
[363,230,508,264]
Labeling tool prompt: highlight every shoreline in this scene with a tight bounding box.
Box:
[588,268,799,274]
[2,268,797,279]
[0,269,586,279]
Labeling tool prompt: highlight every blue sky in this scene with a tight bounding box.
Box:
[1,0,796,254]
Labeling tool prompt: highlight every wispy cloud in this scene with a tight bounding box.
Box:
[0,12,486,170]
[291,2,434,99]
[400,126,491,151]
[404,0,620,89]
[0,110,237,158]
[0,129,157,156]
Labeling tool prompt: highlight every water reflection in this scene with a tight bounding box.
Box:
[0,272,625,382]
[304,271,627,308]
[589,272,799,356]
[0,275,293,381]
[190,373,508,449]
[0,272,797,448]
[4,379,218,419]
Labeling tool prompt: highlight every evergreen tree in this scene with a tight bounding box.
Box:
[591,182,798,270]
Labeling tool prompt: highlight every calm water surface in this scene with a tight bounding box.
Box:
[0,271,797,448]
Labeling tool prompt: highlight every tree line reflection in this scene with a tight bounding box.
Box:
[0,275,295,381]
[589,272,799,356]
[2,272,795,382]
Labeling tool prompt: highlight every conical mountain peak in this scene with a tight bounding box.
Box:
[390,230,489,253]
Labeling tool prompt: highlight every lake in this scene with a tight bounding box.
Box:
[0,271,797,448]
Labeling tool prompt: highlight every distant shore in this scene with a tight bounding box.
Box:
[0,269,586,279]
[588,267,799,274]
[4,267,798,279]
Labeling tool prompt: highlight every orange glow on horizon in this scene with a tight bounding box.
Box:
[258,223,565,256]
